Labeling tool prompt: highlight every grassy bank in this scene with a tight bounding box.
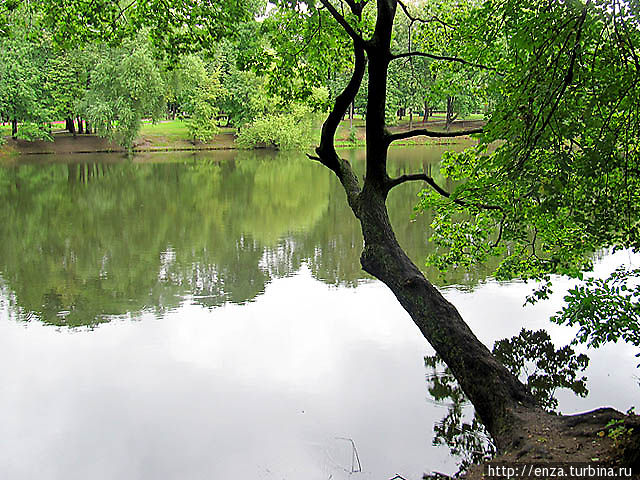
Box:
[1,115,485,156]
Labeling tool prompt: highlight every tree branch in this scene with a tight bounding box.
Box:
[344,0,368,17]
[319,0,366,47]
[386,173,502,211]
[313,39,367,209]
[289,10,321,58]
[317,43,366,166]
[396,0,455,30]
[386,126,483,144]
[390,51,497,71]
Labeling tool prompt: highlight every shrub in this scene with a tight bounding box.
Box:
[237,104,317,150]
[14,123,53,142]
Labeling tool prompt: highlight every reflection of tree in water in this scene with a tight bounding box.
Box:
[424,329,589,475]
[493,329,590,411]
[425,355,496,472]
[0,148,516,328]
[0,151,329,326]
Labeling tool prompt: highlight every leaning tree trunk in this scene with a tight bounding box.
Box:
[356,182,535,447]
[361,51,534,441]
[307,0,560,455]
[313,0,640,463]
[313,0,538,450]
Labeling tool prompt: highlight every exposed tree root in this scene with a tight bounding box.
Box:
[461,408,640,479]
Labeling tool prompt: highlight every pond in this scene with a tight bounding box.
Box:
[0,147,638,480]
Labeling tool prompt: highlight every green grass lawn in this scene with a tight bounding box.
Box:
[0,123,11,137]
[139,119,236,144]
[460,113,486,120]
[139,119,191,142]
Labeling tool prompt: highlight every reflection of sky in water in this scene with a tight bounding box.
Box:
[1,251,638,480]
[0,150,638,479]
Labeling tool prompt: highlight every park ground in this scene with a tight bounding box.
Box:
[0,113,484,156]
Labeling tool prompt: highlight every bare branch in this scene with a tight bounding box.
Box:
[534,5,588,139]
[386,173,502,211]
[109,0,137,35]
[386,126,483,144]
[313,39,367,209]
[289,10,322,58]
[492,213,507,248]
[317,42,366,167]
[390,51,497,71]
[319,0,366,47]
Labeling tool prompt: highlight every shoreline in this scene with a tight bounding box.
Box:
[0,120,484,158]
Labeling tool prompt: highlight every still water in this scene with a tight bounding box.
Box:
[0,148,638,479]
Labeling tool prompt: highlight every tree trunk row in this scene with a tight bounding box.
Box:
[65,117,92,135]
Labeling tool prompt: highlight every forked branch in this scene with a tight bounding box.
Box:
[319,0,366,47]
[396,0,454,29]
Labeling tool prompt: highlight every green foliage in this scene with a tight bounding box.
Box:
[80,35,165,149]
[220,69,272,128]
[42,48,87,122]
[603,418,633,445]
[24,0,264,57]
[412,0,640,351]
[551,267,640,358]
[237,104,317,150]
[186,95,220,143]
[263,3,355,102]
[348,127,358,145]
[306,85,331,113]
[173,55,223,142]
[0,35,48,129]
[13,122,53,142]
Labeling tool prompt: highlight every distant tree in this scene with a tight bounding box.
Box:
[79,35,165,149]
[43,48,91,134]
[0,35,50,139]
[213,41,274,129]
[237,103,317,150]
[176,55,223,142]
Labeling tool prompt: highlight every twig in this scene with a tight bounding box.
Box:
[386,172,503,211]
[335,437,362,473]
[390,51,497,72]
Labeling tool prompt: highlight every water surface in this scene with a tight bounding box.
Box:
[0,148,637,479]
